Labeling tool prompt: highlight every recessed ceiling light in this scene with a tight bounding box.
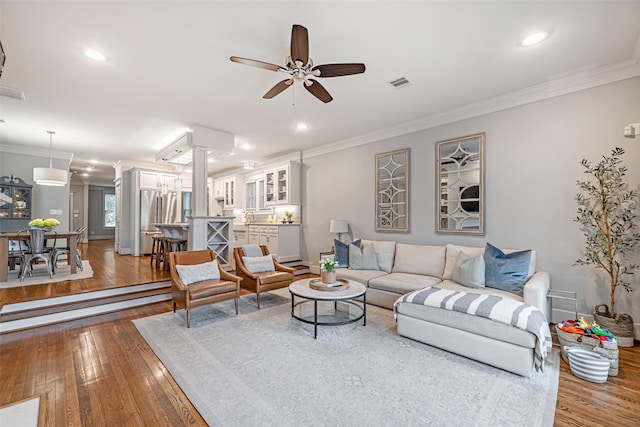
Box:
[81,173,89,177]
[519,31,550,47]
[207,158,215,163]
[296,123,308,131]
[83,49,107,61]
[242,143,252,150]
[90,159,98,164]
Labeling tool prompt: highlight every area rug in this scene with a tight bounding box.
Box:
[1,260,93,289]
[134,289,560,426]
[0,396,40,427]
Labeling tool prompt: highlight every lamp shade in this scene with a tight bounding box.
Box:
[33,167,68,186]
[330,219,348,234]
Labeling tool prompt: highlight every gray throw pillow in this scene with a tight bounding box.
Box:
[175,260,220,285]
[349,243,379,270]
[242,255,275,273]
[452,251,485,288]
[334,239,361,268]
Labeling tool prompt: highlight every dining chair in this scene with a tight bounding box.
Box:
[52,226,86,271]
[17,228,54,281]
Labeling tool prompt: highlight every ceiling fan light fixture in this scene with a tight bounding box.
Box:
[33,131,68,186]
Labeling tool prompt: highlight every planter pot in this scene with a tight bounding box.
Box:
[321,271,336,284]
[593,304,635,347]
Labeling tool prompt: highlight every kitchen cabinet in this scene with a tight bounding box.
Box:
[246,224,300,262]
[264,161,300,206]
[139,170,178,190]
[245,177,265,210]
[0,176,32,220]
[214,175,244,209]
[213,179,224,200]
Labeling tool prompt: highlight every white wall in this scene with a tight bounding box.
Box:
[301,76,640,325]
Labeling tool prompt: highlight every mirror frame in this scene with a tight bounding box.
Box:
[436,132,485,235]
[375,148,410,232]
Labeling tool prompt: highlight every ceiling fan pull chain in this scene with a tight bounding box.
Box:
[292,83,296,109]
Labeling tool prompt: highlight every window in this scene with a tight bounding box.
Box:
[104,193,116,228]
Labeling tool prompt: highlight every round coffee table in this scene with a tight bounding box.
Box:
[289,278,366,339]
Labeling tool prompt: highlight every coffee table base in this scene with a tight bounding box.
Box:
[290,294,366,339]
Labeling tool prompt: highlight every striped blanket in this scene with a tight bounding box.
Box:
[394,287,552,372]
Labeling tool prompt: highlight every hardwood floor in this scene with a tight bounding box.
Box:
[1,240,639,426]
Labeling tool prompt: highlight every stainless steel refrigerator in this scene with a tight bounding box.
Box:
[140,190,178,254]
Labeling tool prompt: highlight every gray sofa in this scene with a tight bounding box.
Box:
[336,240,550,376]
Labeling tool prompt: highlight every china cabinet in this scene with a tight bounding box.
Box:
[0,175,32,220]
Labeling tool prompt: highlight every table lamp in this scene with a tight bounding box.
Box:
[330,220,349,242]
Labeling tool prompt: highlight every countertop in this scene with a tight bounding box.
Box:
[234,223,301,231]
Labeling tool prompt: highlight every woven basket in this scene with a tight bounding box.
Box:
[556,324,618,376]
[593,304,635,347]
[564,346,611,384]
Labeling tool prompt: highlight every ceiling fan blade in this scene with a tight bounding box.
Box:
[290,25,309,65]
[263,79,293,99]
[304,79,333,103]
[230,56,285,72]
[313,63,366,77]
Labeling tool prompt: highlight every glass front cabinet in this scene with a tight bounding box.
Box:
[0,176,33,220]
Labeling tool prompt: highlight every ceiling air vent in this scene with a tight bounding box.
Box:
[0,86,25,101]
[388,77,413,90]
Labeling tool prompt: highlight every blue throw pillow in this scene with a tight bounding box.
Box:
[334,239,361,268]
[483,243,531,297]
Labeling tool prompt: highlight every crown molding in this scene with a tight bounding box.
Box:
[303,57,640,160]
[0,142,73,161]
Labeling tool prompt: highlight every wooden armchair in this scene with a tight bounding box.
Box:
[233,245,295,308]
[168,249,242,327]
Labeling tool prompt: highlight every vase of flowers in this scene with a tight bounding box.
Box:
[28,218,60,231]
[320,258,339,284]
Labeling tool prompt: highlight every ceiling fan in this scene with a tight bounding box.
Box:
[230,24,365,103]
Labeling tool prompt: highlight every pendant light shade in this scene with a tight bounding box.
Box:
[33,131,68,186]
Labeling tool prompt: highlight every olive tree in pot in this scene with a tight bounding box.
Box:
[575,147,640,347]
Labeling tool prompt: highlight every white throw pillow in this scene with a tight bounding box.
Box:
[349,243,379,270]
[243,255,275,273]
[175,260,220,285]
[452,251,485,288]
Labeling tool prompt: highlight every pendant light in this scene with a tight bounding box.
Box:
[33,131,68,186]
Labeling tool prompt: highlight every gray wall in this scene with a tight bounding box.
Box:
[0,151,70,232]
[301,76,640,324]
[88,185,115,240]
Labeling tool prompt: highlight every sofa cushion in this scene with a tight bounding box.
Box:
[175,260,220,285]
[483,243,531,297]
[242,255,275,273]
[361,240,396,273]
[369,272,441,294]
[333,239,361,268]
[437,280,524,302]
[452,251,485,288]
[392,243,445,278]
[336,268,387,285]
[349,243,379,270]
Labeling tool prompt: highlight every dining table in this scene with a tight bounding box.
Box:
[0,230,80,282]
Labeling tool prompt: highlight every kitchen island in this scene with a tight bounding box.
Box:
[154,223,189,240]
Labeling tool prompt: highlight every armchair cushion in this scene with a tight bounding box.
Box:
[243,255,275,273]
[175,260,220,285]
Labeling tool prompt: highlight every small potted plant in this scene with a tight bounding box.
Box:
[320,257,339,284]
[285,211,294,223]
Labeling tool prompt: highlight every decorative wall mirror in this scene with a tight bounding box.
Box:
[436,133,485,235]
[375,148,409,232]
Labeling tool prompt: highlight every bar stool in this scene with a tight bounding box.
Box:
[150,235,164,268]
[163,238,187,271]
